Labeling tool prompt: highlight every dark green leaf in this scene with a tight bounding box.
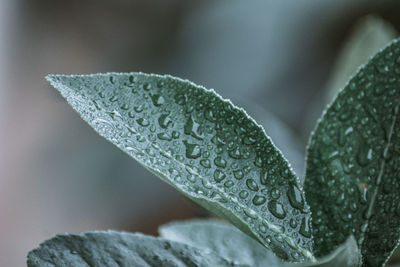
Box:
[27,231,236,267]
[47,73,313,262]
[305,38,400,266]
[159,219,282,266]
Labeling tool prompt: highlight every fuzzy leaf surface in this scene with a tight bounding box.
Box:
[159,220,359,267]
[159,219,282,266]
[47,73,313,261]
[27,231,236,267]
[305,39,400,266]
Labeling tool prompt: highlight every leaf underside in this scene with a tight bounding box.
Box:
[158,219,282,266]
[27,231,235,267]
[305,38,400,266]
[47,73,313,261]
[159,219,361,267]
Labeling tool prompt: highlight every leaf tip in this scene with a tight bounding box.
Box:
[45,74,57,82]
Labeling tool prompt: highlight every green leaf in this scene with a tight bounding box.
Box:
[27,231,236,267]
[159,219,282,266]
[231,97,305,178]
[285,236,360,267]
[305,38,400,266]
[47,73,313,262]
[326,16,397,103]
[159,220,360,267]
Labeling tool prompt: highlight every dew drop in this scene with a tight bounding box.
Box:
[151,94,165,107]
[137,118,150,127]
[157,132,172,141]
[289,218,297,228]
[183,141,201,159]
[186,175,196,183]
[287,184,304,210]
[202,179,213,189]
[360,183,368,204]
[243,135,257,146]
[185,165,200,176]
[268,200,286,219]
[383,146,391,160]
[246,179,259,191]
[214,156,227,168]
[253,195,266,205]
[109,95,118,102]
[204,109,217,122]
[224,180,234,188]
[109,76,115,84]
[156,80,165,88]
[260,169,268,185]
[129,75,137,84]
[356,144,373,166]
[321,146,339,162]
[254,156,263,167]
[233,170,244,180]
[158,114,172,129]
[120,103,129,110]
[200,159,211,168]
[239,190,249,199]
[244,208,258,219]
[270,188,281,199]
[299,217,311,238]
[361,223,368,233]
[143,83,152,90]
[134,105,144,113]
[259,225,267,233]
[145,148,155,157]
[184,116,204,140]
[228,147,241,159]
[214,169,226,182]
[211,135,226,145]
[172,131,180,139]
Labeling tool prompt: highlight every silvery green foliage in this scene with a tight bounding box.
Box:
[28,38,400,267]
[159,219,360,267]
[158,219,282,266]
[27,224,359,267]
[46,73,313,261]
[27,231,236,267]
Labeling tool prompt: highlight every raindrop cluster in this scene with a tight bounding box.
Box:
[49,73,313,261]
[305,39,400,265]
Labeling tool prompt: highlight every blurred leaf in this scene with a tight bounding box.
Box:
[47,73,314,262]
[159,219,282,266]
[305,39,400,266]
[326,16,397,103]
[285,237,360,267]
[27,231,236,267]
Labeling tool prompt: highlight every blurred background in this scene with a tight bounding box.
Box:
[1,1,400,266]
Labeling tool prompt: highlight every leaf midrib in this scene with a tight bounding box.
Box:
[360,102,400,252]
[56,78,315,262]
